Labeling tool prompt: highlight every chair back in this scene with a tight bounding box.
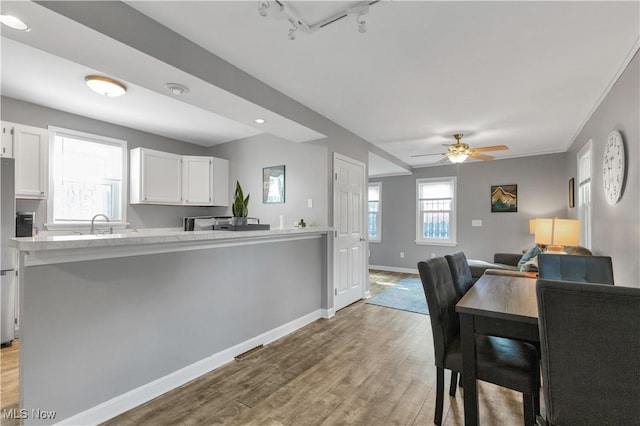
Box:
[536,280,640,425]
[538,254,614,284]
[445,251,474,297]
[417,257,460,368]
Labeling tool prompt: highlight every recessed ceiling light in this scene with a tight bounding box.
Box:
[85,75,127,97]
[254,118,266,124]
[0,14,30,31]
[164,83,190,95]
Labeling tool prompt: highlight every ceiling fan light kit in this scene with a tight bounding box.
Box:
[412,133,508,164]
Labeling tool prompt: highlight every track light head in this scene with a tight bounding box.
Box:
[357,16,366,33]
[258,1,269,17]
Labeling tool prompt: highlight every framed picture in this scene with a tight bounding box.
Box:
[569,178,575,208]
[263,165,285,204]
[491,184,517,213]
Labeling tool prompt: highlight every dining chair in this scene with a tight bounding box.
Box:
[536,279,640,425]
[537,254,614,284]
[445,251,474,297]
[417,257,540,425]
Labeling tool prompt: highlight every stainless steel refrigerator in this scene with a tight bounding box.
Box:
[1,157,16,345]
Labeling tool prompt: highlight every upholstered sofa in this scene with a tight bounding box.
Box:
[467,246,593,282]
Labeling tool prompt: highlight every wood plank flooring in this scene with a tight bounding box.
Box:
[1,270,532,425]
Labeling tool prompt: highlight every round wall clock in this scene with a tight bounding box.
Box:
[602,130,625,205]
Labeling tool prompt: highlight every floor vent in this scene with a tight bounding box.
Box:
[234,344,265,361]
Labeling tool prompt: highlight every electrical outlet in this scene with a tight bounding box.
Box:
[307,198,313,208]
[400,252,405,258]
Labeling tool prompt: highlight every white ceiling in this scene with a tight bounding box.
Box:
[1,1,639,176]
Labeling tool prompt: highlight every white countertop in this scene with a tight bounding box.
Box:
[9,227,332,253]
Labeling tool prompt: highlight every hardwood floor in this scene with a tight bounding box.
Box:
[1,270,532,425]
[1,338,19,426]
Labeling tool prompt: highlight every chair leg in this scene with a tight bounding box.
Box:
[523,393,535,426]
[449,371,458,397]
[435,367,445,425]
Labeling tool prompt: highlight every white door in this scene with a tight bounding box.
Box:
[333,153,366,311]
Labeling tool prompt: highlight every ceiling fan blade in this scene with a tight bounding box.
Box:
[472,145,508,153]
[470,152,494,161]
[411,153,444,158]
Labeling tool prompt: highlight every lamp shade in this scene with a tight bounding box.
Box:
[553,219,580,246]
[529,219,536,235]
[534,218,554,245]
[534,218,580,247]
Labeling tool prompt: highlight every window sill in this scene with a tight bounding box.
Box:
[415,240,457,247]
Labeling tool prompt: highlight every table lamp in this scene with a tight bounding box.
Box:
[534,218,580,253]
[529,219,536,235]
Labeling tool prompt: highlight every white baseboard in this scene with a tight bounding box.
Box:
[56,310,323,426]
[369,265,419,274]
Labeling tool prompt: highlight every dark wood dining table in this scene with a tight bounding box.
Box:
[455,273,539,426]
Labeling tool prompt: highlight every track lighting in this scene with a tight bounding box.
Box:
[258,1,378,40]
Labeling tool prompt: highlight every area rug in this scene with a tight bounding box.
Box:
[367,278,429,315]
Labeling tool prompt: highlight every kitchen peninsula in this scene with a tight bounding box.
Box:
[10,227,331,425]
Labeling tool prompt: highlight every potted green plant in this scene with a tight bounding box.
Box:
[232,180,250,225]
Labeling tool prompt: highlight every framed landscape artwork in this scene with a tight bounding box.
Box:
[491,184,517,212]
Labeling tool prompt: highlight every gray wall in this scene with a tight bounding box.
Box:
[565,50,639,287]
[369,153,567,269]
[208,133,329,227]
[21,237,325,424]
[2,96,214,230]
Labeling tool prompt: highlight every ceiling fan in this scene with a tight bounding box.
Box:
[412,133,508,163]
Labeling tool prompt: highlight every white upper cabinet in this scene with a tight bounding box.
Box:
[182,156,213,205]
[130,148,182,205]
[1,123,13,158]
[2,121,48,199]
[211,157,229,207]
[131,148,229,206]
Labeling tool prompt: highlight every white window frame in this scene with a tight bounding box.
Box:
[47,126,128,231]
[368,182,382,243]
[416,176,457,246]
[577,140,592,249]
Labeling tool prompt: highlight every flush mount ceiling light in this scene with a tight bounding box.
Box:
[164,83,190,95]
[0,14,30,31]
[257,1,377,40]
[254,118,266,124]
[85,75,127,97]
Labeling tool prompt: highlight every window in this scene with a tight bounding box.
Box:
[368,182,381,242]
[48,127,127,227]
[577,140,592,249]
[416,177,457,245]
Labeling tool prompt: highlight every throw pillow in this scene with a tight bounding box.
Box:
[520,255,539,272]
[517,246,542,269]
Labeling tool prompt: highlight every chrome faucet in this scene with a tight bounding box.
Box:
[90,214,111,235]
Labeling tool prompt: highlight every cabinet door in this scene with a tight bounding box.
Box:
[183,156,213,205]
[1,122,13,158]
[13,123,48,199]
[140,149,182,204]
[212,157,229,207]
